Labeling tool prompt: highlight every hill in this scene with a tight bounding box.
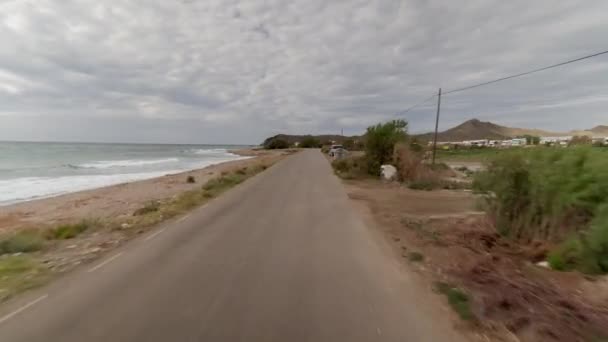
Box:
[415,119,560,142]
[263,119,607,146]
[261,134,359,146]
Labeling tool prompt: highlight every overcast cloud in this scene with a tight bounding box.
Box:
[0,0,607,144]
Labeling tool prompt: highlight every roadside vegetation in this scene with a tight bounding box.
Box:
[473,147,608,273]
[435,282,475,321]
[330,119,465,190]
[435,147,520,162]
[0,255,49,301]
[128,162,271,229]
[331,121,608,339]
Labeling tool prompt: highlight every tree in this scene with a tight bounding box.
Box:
[569,135,592,146]
[265,138,289,149]
[364,120,408,175]
[300,136,321,148]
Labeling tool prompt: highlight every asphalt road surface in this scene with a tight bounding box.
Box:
[0,150,465,341]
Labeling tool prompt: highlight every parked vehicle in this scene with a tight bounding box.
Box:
[328,145,348,158]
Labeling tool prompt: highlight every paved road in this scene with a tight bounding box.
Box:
[0,150,465,341]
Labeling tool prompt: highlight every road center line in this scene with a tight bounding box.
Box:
[144,229,165,241]
[87,252,123,273]
[0,294,48,324]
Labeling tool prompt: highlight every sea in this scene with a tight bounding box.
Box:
[0,141,252,206]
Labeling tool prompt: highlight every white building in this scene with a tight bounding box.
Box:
[510,138,527,146]
[540,136,572,145]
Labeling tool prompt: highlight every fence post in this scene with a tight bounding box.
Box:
[431,88,442,165]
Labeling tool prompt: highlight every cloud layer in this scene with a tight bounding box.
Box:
[0,0,607,143]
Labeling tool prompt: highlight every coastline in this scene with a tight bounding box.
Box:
[0,148,279,234]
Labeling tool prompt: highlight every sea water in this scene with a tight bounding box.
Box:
[0,141,251,205]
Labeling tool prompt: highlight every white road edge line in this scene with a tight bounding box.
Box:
[87,252,123,273]
[144,229,165,241]
[0,294,48,324]
[177,214,190,223]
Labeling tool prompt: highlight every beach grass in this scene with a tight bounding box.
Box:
[0,230,45,255]
[129,162,271,228]
[0,255,49,301]
[46,221,92,240]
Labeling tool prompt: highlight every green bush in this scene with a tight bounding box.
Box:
[0,231,44,255]
[186,175,196,183]
[474,147,608,273]
[265,139,289,149]
[300,136,321,148]
[364,120,408,175]
[47,222,89,240]
[435,282,475,321]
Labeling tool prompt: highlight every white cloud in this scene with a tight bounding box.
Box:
[0,0,607,143]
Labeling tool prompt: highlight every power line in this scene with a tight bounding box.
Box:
[444,49,608,95]
[397,94,437,115]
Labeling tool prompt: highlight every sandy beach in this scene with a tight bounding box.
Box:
[0,149,286,234]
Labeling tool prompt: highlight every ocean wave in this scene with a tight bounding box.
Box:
[0,171,180,205]
[78,158,180,169]
[184,148,231,156]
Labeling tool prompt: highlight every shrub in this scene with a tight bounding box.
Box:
[186,175,196,183]
[47,222,89,240]
[435,282,475,321]
[265,139,289,149]
[474,148,608,273]
[331,156,367,179]
[393,143,424,182]
[300,136,321,148]
[133,201,161,216]
[364,120,408,175]
[408,252,424,262]
[0,231,44,255]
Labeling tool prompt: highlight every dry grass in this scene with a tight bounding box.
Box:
[0,255,49,301]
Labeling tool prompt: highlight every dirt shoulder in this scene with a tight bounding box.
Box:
[343,178,608,342]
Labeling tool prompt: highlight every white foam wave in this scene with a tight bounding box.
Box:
[78,158,179,169]
[188,148,231,155]
[0,155,253,206]
[0,171,180,206]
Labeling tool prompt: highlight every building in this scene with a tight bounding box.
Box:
[540,136,572,145]
[510,138,527,146]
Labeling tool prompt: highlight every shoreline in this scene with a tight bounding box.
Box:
[0,149,279,234]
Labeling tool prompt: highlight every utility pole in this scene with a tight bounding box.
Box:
[431,88,442,165]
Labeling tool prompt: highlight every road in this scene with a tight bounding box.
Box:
[0,150,465,341]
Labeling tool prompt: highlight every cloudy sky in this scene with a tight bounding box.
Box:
[0,1,607,144]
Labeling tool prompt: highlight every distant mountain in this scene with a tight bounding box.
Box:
[585,125,608,136]
[264,119,607,146]
[415,119,561,142]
